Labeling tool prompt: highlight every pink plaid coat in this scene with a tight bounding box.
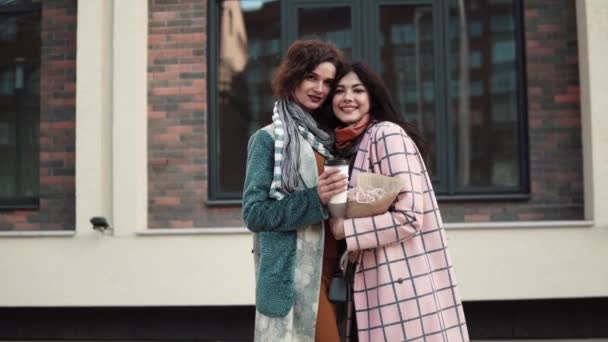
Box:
[344,122,469,341]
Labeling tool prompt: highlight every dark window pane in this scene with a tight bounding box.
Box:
[211,0,527,199]
[0,3,40,200]
[378,5,437,177]
[449,0,521,190]
[298,6,352,58]
[217,0,280,194]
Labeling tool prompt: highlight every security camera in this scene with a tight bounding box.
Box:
[90,216,113,234]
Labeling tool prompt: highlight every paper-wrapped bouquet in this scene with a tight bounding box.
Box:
[345,172,404,219]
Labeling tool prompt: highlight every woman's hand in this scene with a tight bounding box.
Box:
[317,168,348,205]
[330,217,345,240]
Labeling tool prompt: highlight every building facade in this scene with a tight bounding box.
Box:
[0,0,607,339]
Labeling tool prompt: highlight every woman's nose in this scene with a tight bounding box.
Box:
[314,81,324,92]
[344,90,353,101]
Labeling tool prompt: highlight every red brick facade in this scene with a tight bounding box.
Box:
[148,0,244,227]
[149,0,582,227]
[0,0,77,230]
[0,0,582,230]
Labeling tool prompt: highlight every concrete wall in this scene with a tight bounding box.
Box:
[0,0,607,306]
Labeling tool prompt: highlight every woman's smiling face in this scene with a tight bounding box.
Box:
[292,62,336,112]
[332,71,370,125]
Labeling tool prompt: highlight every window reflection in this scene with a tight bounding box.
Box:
[211,0,526,199]
[298,6,352,58]
[217,0,280,194]
[0,3,40,199]
[449,0,521,190]
[378,5,437,177]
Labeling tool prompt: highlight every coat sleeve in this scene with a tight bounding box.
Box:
[242,129,328,233]
[344,123,427,251]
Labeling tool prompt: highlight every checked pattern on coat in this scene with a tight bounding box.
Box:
[344,122,469,342]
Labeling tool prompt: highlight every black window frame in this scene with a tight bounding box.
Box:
[0,1,41,210]
[207,0,529,203]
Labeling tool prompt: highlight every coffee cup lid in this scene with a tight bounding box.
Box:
[325,158,348,166]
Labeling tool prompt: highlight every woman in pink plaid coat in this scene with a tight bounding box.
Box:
[328,62,469,341]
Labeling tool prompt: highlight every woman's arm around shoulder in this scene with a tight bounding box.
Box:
[343,122,428,251]
[242,129,328,233]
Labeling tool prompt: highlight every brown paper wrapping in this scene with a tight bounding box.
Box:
[345,172,405,219]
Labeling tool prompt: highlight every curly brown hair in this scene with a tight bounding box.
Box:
[272,39,345,99]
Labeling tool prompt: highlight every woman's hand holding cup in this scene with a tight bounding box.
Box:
[317,167,348,206]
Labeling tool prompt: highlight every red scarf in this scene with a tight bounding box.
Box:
[334,114,371,152]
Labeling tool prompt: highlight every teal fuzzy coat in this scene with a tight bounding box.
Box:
[242,124,328,340]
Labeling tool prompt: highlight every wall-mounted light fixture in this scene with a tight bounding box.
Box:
[90,216,113,235]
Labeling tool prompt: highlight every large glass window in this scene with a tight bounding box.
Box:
[376,4,438,178]
[213,0,281,196]
[448,0,524,193]
[0,1,41,208]
[209,0,527,201]
[297,5,353,57]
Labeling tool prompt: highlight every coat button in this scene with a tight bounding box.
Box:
[397,278,404,284]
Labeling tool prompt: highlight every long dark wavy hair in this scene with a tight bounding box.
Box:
[327,61,428,159]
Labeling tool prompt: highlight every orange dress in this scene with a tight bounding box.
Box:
[313,152,342,342]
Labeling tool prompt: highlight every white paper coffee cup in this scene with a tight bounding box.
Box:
[324,158,349,217]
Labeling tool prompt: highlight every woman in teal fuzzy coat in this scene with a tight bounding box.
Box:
[242,40,348,341]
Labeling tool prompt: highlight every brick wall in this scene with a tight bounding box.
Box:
[148,0,583,227]
[148,0,243,228]
[0,0,77,230]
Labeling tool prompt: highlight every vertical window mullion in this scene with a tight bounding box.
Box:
[362,0,379,69]
[439,0,455,195]
[282,0,294,50]
[207,0,221,200]
[351,0,364,61]
[434,0,451,194]
[513,0,530,194]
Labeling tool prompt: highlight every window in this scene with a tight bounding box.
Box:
[0,0,41,208]
[208,0,527,201]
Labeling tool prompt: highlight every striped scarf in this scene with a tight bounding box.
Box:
[269,98,334,200]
